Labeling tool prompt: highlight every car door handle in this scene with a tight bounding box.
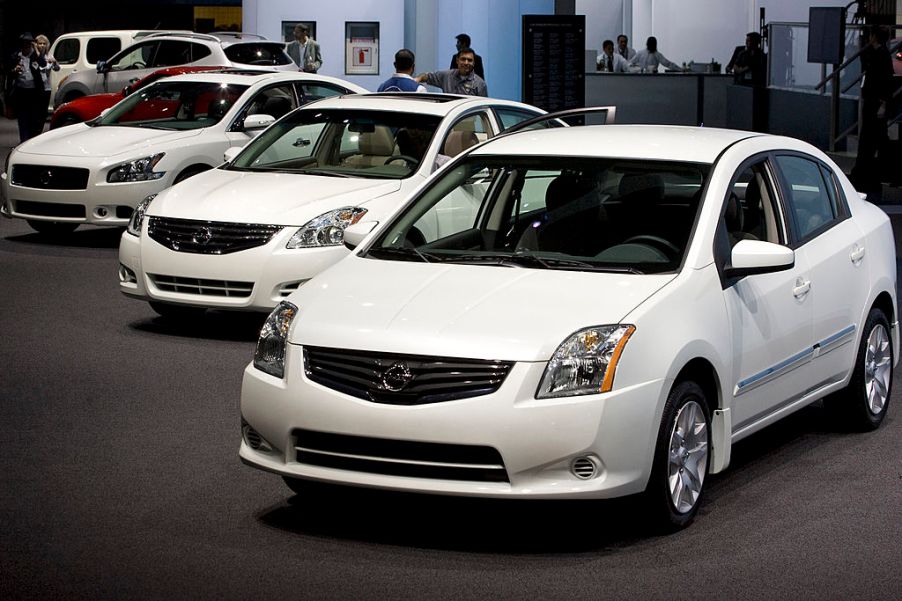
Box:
[793,278,811,299]
[850,244,865,264]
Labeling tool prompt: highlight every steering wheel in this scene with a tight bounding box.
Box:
[130,61,146,69]
[622,235,680,259]
[383,155,420,168]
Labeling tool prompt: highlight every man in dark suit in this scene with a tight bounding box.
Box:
[449,33,484,80]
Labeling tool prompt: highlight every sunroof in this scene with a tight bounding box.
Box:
[365,92,463,103]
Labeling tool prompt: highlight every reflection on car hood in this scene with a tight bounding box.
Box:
[15,125,203,158]
[288,255,676,361]
[150,168,403,225]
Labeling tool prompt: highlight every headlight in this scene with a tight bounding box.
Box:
[536,325,635,398]
[253,301,298,378]
[107,153,165,183]
[126,194,156,236]
[286,207,368,248]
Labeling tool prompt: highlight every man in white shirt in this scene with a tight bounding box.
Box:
[597,39,630,72]
[629,36,682,73]
[286,24,322,73]
[617,35,636,61]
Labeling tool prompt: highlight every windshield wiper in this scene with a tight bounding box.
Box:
[366,247,440,263]
[295,167,354,178]
[437,253,643,273]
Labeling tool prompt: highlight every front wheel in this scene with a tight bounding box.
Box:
[643,380,710,532]
[26,220,79,236]
[825,308,893,431]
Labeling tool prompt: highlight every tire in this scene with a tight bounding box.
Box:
[824,308,893,431]
[149,301,206,321]
[26,220,79,236]
[643,380,711,532]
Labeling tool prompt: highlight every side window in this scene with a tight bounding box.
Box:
[245,85,298,121]
[298,83,348,105]
[54,39,80,65]
[775,155,838,241]
[151,41,193,67]
[406,164,497,244]
[190,43,212,62]
[253,123,328,164]
[110,42,157,71]
[86,38,122,64]
[440,113,491,162]
[513,170,557,215]
[494,108,543,131]
[725,161,784,247]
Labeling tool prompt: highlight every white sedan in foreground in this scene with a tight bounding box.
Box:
[240,125,896,531]
[0,71,365,235]
[118,94,545,318]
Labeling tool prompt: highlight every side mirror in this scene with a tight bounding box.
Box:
[223,146,242,164]
[343,221,379,250]
[724,240,794,278]
[243,113,275,133]
[96,60,110,74]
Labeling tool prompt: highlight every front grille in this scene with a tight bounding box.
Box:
[14,200,85,218]
[149,274,253,297]
[293,428,509,483]
[303,346,514,405]
[11,165,90,190]
[147,216,282,255]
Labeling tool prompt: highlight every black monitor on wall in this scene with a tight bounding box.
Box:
[808,7,845,64]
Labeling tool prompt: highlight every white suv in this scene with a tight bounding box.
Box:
[54,32,296,107]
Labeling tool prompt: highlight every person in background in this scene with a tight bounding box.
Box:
[616,34,636,61]
[597,39,630,72]
[8,32,58,142]
[728,32,766,86]
[286,24,322,73]
[629,36,682,73]
[449,33,485,80]
[418,48,488,96]
[852,25,893,195]
[378,49,427,92]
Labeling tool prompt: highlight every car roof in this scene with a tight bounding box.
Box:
[159,71,368,92]
[141,31,283,47]
[294,93,542,117]
[470,124,765,163]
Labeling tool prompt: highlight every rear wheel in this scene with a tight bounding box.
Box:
[643,380,710,531]
[825,308,893,431]
[149,301,206,322]
[26,220,79,236]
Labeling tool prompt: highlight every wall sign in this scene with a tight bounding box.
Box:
[345,22,380,75]
[522,15,585,112]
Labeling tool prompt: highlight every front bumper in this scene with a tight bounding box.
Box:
[1,162,173,227]
[239,345,666,499]
[119,228,349,312]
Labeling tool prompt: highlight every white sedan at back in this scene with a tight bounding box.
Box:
[117,94,545,318]
[239,125,897,531]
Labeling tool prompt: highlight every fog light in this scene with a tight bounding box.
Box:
[242,418,274,453]
[118,263,137,284]
[570,456,599,480]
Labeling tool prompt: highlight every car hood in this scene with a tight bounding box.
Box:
[14,125,204,158]
[288,256,676,362]
[150,169,403,225]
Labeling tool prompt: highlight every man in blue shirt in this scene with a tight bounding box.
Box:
[378,49,427,92]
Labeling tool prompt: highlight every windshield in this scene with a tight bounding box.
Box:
[366,157,710,274]
[224,43,293,66]
[228,108,442,179]
[95,81,248,130]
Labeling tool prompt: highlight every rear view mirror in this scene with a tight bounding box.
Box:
[343,221,379,250]
[223,146,242,163]
[724,240,794,278]
[243,114,275,132]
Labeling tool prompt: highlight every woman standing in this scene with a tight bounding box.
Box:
[8,32,59,142]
